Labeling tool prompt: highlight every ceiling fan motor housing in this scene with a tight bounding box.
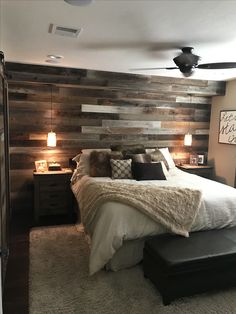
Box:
[173,47,200,75]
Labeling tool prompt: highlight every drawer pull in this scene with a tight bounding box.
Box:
[49,194,57,198]
[49,203,57,207]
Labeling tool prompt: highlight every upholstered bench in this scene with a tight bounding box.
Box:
[143,227,236,305]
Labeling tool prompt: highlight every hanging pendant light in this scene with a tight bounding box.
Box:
[184,97,192,147]
[47,85,57,147]
[184,133,192,146]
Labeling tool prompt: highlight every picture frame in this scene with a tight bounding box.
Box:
[35,160,48,172]
[189,154,198,166]
[219,110,236,145]
[197,154,205,165]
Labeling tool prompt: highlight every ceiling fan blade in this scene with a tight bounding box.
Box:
[197,62,236,69]
[130,67,178,71]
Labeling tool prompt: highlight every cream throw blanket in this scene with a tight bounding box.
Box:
[76,176,202,237]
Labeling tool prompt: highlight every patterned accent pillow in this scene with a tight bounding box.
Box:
[110,159,132,179]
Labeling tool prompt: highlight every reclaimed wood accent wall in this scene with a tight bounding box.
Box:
[6,62,225,211]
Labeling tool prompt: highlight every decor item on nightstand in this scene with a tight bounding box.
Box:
[189,154,198,166]
[48,161,61,171]
[35,160,48,172]
[219,110,236,145]
[47,85,57,147]
[197,154,205,165]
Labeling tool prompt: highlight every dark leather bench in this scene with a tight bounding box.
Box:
[143,227,236,305]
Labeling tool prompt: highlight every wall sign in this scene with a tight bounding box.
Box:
[219,110,236,145]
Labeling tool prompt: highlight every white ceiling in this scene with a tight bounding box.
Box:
[2,0,236,81]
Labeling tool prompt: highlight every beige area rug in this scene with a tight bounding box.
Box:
[29,225,236,314]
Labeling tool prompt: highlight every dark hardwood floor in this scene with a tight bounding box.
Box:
[3,209,32,314]
[3,210,77,314]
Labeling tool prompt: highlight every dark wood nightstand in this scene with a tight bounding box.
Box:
[33,168,73,222]
[177,164,214,179]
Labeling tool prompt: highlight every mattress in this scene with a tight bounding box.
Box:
[72,167,236,275]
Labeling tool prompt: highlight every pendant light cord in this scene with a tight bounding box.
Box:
[51,85,53,132]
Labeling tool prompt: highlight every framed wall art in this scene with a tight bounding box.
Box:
[219,110,236,145]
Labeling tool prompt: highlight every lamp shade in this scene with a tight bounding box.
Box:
[184,133,192,146]
[47,131,57,147]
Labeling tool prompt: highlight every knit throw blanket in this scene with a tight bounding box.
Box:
[74,177,202,237]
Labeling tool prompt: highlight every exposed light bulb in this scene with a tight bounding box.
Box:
[184,133,192,146]
[47,131,57,147]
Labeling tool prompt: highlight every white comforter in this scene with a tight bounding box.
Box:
[72,168,236,274]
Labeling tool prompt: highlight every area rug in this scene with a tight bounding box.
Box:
[29,225,236,314]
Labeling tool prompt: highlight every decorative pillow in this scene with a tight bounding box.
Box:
[70,153,90,182]
[132,153,152,163]
[75,153,90,175]
[151,149,170,170]
[81,148,111,154]
[89,151,111,177]
[110,151,123,160]
[72,153,81,164]
[111,144,145,156]
[145,148,156,154]
[110,159,132,179]
[132,162,167,181]
[159,147,176,169]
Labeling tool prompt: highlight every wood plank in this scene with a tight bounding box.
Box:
[102,120,162,128]
[82,126,209,135]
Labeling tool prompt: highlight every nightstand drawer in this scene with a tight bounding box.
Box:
[40,203,68,215]
[39,181,67,192]
[40,198,67,210]
[188,168,212,178]
[39,191,68,203]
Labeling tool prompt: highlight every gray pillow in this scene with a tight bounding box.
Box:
[132,153,152,163]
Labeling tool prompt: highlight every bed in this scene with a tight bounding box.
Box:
[71,148,236,275]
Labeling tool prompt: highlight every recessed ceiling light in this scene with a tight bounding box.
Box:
[45,59,60,64]
[64,0,94,6]
[47,54,64,60]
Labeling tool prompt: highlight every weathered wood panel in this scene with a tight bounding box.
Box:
[6,62,225,211]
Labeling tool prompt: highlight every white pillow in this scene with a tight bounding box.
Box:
[159,148,176,169]
[145,148,156,154]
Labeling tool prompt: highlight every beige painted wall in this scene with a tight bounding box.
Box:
[208,80,236,187]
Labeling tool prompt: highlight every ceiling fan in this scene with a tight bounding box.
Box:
[131,47,236,77]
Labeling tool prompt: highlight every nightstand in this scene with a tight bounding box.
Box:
[33,168,73,222]
[177,164,213,179]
